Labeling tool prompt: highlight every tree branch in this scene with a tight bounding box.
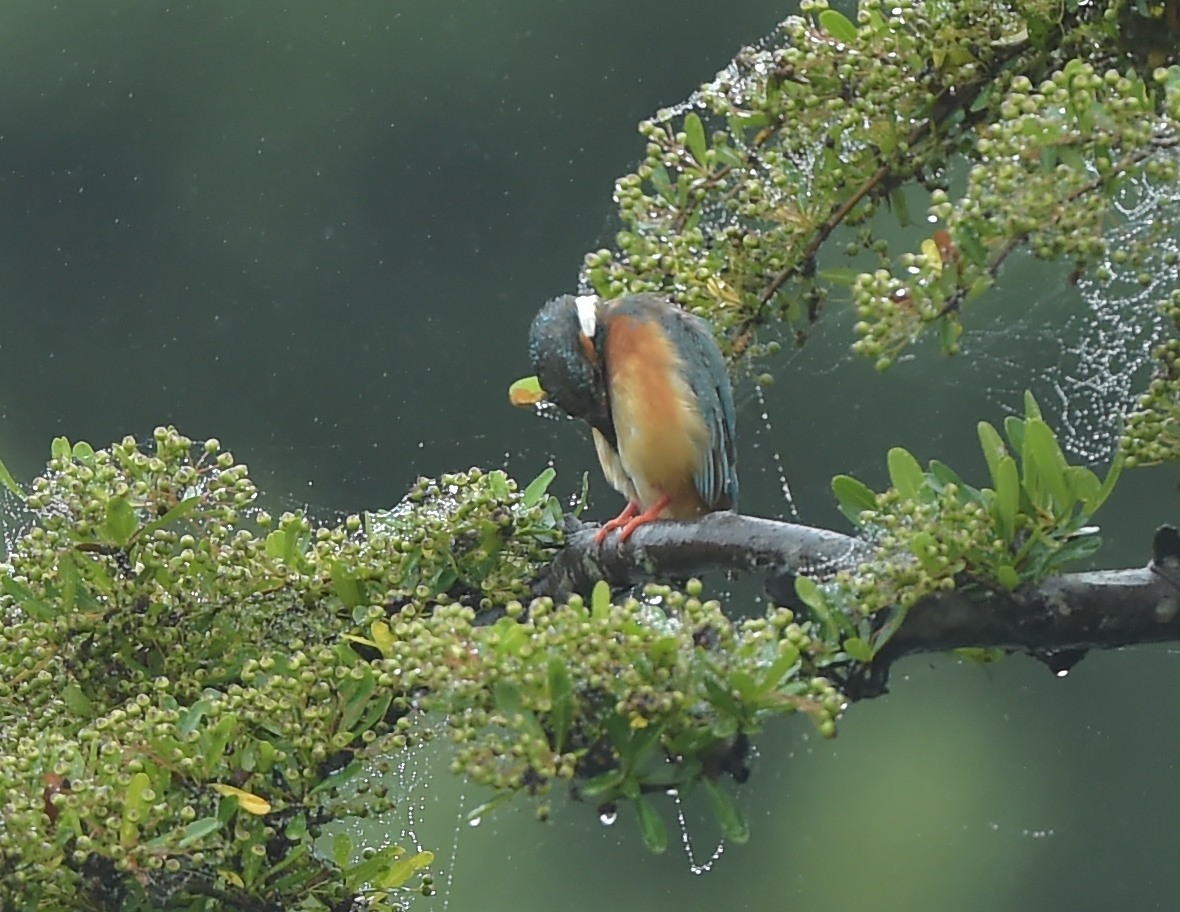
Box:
[536,511,872,603]
[536,514,1180,700]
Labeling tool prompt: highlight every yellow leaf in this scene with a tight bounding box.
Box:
[377,850,435,888]
[213,784,272,815]
[705,276,743,306]
[921,238,942,275]
[219,869,245,889]
[508,375,546,407]
[370,619,395,655]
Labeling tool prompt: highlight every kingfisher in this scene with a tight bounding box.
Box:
[526,292,738,543]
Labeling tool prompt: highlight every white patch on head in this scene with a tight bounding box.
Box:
[574,295,599,337]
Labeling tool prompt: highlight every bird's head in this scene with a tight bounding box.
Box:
[527,294,613,437]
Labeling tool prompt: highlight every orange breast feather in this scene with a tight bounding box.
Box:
[603,315,708,518]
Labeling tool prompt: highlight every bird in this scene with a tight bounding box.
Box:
[527,292,738,543]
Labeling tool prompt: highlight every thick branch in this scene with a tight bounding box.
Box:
[536,511,872,603]
[535,513,1180,698]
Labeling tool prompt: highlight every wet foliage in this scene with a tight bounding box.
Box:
[0,430,844,906]
[804,394,1120,663]
[5,1,1180,906]
[580,0,1180,457]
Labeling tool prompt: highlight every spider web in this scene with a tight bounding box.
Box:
[964,154,1180,462]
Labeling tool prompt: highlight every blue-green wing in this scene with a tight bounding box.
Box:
[666,309,739,511]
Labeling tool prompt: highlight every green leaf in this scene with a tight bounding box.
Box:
[137,496,201,540]
[338,668,378,734]
[701,778,750,843]
[938,313,962,353]
[832,474,877,524]
[310,759,362,796]
[966,274,994,301]
[573,470,591,517]
[649,634,680,667]
[794,577,848,639]
[818,267,863,287]
[1085,455,1122,515]
[521,467,556,508]
[1063,465,1101,509]
[486,470,511,500]
[1,574,55,621]
[331,832,353,868]
[493,680,523,716]
[1023,419,1072,515]
[870,606,909,653]
[57,553,100,614]
[886,447,924,499]
[178,697,216,737]
[330,561,364,610]
[1054,530,1104,566]
[177,816,223,849]
[201,714,238,769]
[618,721,663,771]
[284,813,308,842]
[842,636,874,662]
[124,771,151,818]
[702,674,742,718]
[888,187,911,227]
[344,845,405,891]
[818,8,858,42]
[1023,391,1043,421]
[956,224,988,265]
[102,495,138,547]
[994,455,1019,542]
[955,647,1005,664]
[268,843,308,886]
[634,795,668,854]
[265,523,301,564]
[62,683,95,718]
[793,575,827,615]
[351,691,393,742]
[977,421,1008,487]
[1003,415,1026,460]
[466,790,516,822]
[927,459,967,493]
[727,112,769,136]
[548,657,574,753]
[487,615,529,656]
[591,579,612,615]
[0,451,23,497]
[683,111,708,165]
[910,530,944,575]
[996,564,1020,590]
[51,437,72,460]
[757,643,800,694]
[649,163,673,200]
[577,768,626,799]
[729,669,760,702]
[377,850,435,888]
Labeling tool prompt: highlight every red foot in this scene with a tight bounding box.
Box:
[595,494,672,544]
[594,501,638,544]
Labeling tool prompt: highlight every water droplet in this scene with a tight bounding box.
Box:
[467,816,481,828]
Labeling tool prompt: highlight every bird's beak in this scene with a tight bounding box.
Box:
[508,375,547,408]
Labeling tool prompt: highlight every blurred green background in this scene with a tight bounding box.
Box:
[2,2,1179,910]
